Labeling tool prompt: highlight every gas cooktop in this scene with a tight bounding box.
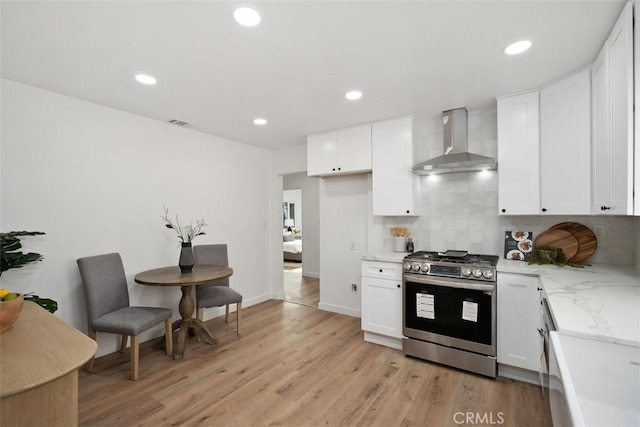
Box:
[404,250,499,266]
[403,250,499,281]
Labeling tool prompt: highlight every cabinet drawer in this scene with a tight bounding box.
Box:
[361,261,402,280]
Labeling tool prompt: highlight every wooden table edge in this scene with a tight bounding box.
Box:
[134,265,233,286]
[0,302,98,398]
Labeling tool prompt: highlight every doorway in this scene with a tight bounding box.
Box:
[282,178,319,308]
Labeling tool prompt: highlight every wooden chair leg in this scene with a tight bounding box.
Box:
[130,335,139,381]
[225,304,230,322]
[120,335,128,353]
[236,302,242,335]
[164,318,173,357]
[85,328,97,372]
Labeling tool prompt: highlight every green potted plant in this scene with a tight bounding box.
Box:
[0,231,58,313]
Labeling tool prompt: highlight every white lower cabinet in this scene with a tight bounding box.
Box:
[497,272,542,371]
[361,260,402,350]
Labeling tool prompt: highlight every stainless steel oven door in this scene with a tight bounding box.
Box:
[403,274,496,357]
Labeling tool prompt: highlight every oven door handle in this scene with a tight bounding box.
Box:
[403,274,496,292]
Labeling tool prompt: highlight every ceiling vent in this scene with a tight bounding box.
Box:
[167,119,191,127]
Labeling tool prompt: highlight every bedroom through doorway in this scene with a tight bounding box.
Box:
[282,187,318,307]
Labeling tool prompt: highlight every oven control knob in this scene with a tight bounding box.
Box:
[461,267,471,277]
[412,263,421,272]
[472,269,483,278]
[482,269,494,280]
[420,263,429,273]
[403,263,412,271]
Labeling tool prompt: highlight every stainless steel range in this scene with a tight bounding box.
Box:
[402,250,499,378]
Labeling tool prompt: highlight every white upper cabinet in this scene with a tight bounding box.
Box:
[636,0,640,216]
[497,91,540,215]
[307,124,372,177]
[498,69,591,216]
[592,2,634,215]
[540,68,592,215]
[371,117,419,216]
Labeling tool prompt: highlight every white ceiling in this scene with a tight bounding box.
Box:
[1,1,627,151]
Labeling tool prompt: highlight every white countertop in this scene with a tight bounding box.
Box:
[362,251,407,263]
[498,259,640,347]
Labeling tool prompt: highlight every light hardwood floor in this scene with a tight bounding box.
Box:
[78,300,551,426]
[283,264,319,307]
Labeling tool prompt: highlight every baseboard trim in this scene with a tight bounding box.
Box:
[364,331,402,350]
[498,364,540,386]
[302,271,319,278]
[318,302,360,318]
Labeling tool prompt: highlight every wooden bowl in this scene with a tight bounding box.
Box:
[0,294,24,332]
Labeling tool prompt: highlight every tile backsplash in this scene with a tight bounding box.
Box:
[371,110,640,267]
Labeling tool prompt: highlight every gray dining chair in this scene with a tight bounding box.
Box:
[77,253,173,381]
[193,244,242,335]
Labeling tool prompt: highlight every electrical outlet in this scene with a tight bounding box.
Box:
[351,283,358,293]
[593,224,605,239]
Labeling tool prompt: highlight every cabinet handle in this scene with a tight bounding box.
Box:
[397,284,401,288]
[406,210,410,214]
[379,269,383,273]
[601,205,611,211]
[332,168,336,171]
[541,208,547,213]
[537,328,544,337]
[537,287,543,291]
[501,209,506,213]
[338,167,341,171]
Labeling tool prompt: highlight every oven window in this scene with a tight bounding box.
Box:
[405,281,493,346]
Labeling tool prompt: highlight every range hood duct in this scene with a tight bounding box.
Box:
[412,107,497,175]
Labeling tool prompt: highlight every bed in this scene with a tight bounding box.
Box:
[283,234,302,262]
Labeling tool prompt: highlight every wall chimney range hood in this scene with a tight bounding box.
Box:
[412,107,497,175]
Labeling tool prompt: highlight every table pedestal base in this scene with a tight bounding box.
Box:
[173,318,218,359]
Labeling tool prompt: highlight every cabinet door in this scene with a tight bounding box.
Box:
[372,117,418,216]
[540,68,591,215]
[592,45,612,214]
[593,3,634,215]
[336,125,372,174]
[307,132,337,176]
[361,276,402,338]
[497,273,541,371]
[608,2,634,214]
[497,91,540,215]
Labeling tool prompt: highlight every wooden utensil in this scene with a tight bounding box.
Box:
[549,222,597,262]
[534,229,579,260]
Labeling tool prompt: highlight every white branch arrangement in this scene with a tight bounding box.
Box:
[162,205,207,243]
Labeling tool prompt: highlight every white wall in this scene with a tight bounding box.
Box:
[1,79,276,356]
[319,175,368,317]
[283,172,320,278]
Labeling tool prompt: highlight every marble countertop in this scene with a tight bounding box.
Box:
[362,251,407,263]
[498,259,640,347]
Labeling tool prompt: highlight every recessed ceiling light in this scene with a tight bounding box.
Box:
[135,74,157,85]
[345,90,363,101]
[253,118,267,125]
[234,7,261,27]
[504,40,532,55]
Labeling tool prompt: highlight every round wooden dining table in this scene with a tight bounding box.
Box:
[134,264,233,359]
